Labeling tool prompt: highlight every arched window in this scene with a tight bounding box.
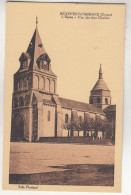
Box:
[46,78,50,91]
[52,80,55,93]
[97,97,100,103]
[34,75,39,89]
[79,116,82,123]
[25,95,30,106]
[14,97,18,107]
[90,98,93,104]
[39,77,44,90]
[105,98,108,104]
[19,96,24,106]
[23,77,27,89]
[48,110,51,121]
[65,114,68,123]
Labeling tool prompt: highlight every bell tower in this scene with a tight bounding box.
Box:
[11,17,57,142]
[89,64,111,110]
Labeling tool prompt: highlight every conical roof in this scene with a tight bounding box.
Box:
[92,79,110,91]
[26,26,46,69]
[91,65,110,91]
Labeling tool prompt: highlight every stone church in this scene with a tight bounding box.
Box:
[11,19,116,142]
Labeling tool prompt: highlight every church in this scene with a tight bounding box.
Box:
[11,19,116,142]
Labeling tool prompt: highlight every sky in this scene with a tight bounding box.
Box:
[5,2,125,106]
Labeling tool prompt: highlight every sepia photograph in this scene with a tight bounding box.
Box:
[3,2,125,192]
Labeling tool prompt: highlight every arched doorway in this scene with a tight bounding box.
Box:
[11,114,24,141]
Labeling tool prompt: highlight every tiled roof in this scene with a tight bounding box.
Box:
[25,27,56,76]
[59,97,105,115]
[92,79,110,91]
[26,28,46,69]
[34,91,56,105]
[104,105,116,112]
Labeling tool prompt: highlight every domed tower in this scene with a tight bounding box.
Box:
[89,64,111,110]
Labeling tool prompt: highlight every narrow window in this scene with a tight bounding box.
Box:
[97,97,100,103]
[34,75,39,89]
[105,98,108,104]
[25,95,30,106]
[52,80,55,93]
[17,81,20,91]
[65,114,68,123]
[23,77,27,89]
[48,110,51,121]
[43,77,45,89]
[14,97,18,107]
[19,96,24,106]
[79,116,82,123]
[90,98,93,104]
[19,79,23,90]
[46,78,50,91]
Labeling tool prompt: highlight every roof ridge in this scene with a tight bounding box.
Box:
[59,96,105,114]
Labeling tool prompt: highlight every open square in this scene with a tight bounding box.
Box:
[9,142,114,186]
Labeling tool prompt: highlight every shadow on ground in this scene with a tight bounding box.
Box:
[9,164,114,186]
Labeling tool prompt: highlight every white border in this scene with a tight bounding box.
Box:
[0,0,131,195]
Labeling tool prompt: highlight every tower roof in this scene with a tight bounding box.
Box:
[26,19,46,69]
[18,17,56,76]
[91,65,110,91]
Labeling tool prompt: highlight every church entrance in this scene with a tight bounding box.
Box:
[11,114,24,141]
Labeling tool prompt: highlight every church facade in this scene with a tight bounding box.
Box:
[11,20,116,142]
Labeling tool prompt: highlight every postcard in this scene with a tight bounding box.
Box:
[3,2,125,192]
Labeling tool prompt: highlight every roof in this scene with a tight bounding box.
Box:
[59,97,105,115]
[23,26,56,76]
[43,99,56,106]
[26,27,46,69]
[92,78,110,91]
[104,105,116,112]
[91,65,110,91]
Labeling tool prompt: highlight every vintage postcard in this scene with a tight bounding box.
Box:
[3,2,125,192]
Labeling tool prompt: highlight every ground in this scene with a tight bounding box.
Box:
[9,142,114,186]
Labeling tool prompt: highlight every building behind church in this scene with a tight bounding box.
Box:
[11,19,116,142]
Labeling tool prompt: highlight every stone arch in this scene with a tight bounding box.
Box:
[39,76,45,90]
[34,75,39,89]
[46,78,50,91]
[11,114,24,141]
